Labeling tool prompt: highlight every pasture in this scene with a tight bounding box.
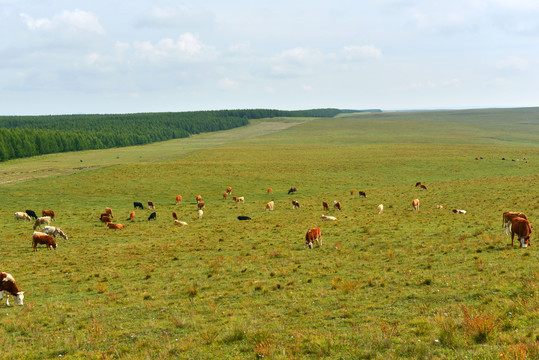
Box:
[0,108,537,359]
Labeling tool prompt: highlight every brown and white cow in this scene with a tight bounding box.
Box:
[32,231,57,251]
[107,222,124,229]
[323,201,329,211]
[235,197,244,203]
[0,272,24,306]
[42,210,55,220]
[452,209,467,214]
[226,187,232,195]
[305,227,322,249]
[197,201,205,210]
[265,201,274,211]
[42,226,68,240]
[105,207,114,218]
[378,204,384,214]
[510,217,532,247]
[147,201,155,209]
[292,200,300,209]
[33,216,52,230]
[176,195,182,205]
[333,201,342,211]
[14,212,31,221]
[412,199,420,211]
[503,212,528,235]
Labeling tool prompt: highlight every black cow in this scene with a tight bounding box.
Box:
[25,210,38,220]
[237,216,251,221]
[288,187,298,195]
[134,202,144,209]
[358,191,367,198]
[148,212,156,221]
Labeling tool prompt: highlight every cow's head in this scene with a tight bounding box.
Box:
[14,292,24,306]
[52,243,58,250]
[307,241,313,249]
[520,237,531,248]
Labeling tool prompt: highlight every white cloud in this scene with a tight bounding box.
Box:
[20,9,105,35]
[269,47,324,77]
[219,77,239,89]
[342,45,382,60]
[302,84,314,92]
[132,33,218,63]
[496,56,528,71]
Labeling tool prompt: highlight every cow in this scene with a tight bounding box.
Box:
[226,187,232,195]
[510,217,531,247]
[503,212,528,235]
[235,197,244,203]
[358,191,367,198]
[198,201,205,210]
[412,199,420,211]
[0,273,24,306]
[265,201,274,211]
[198,209,203,219]
[147,201,155,209]
[350,190,355,196]
[321,214,337,221]
[42,226,68,240]
[107,222,124,229]
[14,212,31,221]
[420,184,428,191]
[100,215,111,223]
[105,207,114,218]
[452,209,467,214]
[32,232,57,251]
[134,202,144,209]
[288,187,298,195]
[415,181,422,187]
[333,201,342,211]
[323,201,329,211]
[305,227,322,249]
[267,188,273,194]
[127,211,135,221]
[25,210,38,220]
[378,204,384,214]
[237,216,251,221]
[223,193,228,200]
[176,195,182,205]
[174,220,188,226]
[42,210,56,220]
[292,200,300,209]
[33,216,52,230]
[436,205,444,209]
[196,195,202,203]
[148,212,157,221]
[172,211,178,220]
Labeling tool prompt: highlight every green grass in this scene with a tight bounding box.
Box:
[0,108,537,359]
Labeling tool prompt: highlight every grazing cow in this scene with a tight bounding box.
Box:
[235,197,244,203]
[378,204,384,214]
[288,187,298,195]
[237,216,251,221]
[292,200,300,209]
[42,210,56,220]
[358,191,367,198]
[14,212,31,221]
[436,205,444,209]
[33,216,52,230]
[107,222,124,229]
[350,190,355,196]
[105,207,114,218]
[452,209,467,214]
[321,214,337,221]
[147,201,155,210]
[226,187,232,195]
[148,212,157,221]
[176,195,182,205]
[196,195,202,203]
[333,201,342,211]
[267,188,273,194]
[223,193,228,200]
[503,212,528,235]
[42,226,68,240]
[198,201,205,210]
[25,210,38,220]
[172,211,178,220]
[420,184,428,191]
[412,199,420,211]
[198,209,203,219]
[265,201,274,211]
[127,211,135,221]
[415,181,422,187]
[323,201,329,211]
[32,232,57,251]
[305,227,322,249]
[100,215,111,223]
[510,217,532,247]
[0,273,24,306]
[174,220,188,226]
[134,202,144,210]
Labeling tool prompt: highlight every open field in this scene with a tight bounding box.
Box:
[0,108,537,359]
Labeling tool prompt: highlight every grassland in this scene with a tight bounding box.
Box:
[0,108,537,359]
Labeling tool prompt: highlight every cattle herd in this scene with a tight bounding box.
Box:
[3,183,532,307]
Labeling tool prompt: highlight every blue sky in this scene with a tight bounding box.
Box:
[1,0,538,115]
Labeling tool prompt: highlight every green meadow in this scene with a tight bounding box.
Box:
[0,108,537,359]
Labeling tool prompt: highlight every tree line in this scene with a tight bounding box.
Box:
[0,108,367,162]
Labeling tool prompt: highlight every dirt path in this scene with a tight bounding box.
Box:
[0,121,302,185]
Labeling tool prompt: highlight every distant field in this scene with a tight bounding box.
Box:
[0,108,537,359]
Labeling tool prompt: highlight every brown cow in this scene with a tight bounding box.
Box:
[127,211,135,221]
[0,272,24,306]
[100,215,111,223]
[415,181,422,187]
[503,212,528,235]
[305,227,322,249]
[333,201,342,210]
[292,200,300,209]
[510,217,532,247]
[223,193,228,200]
[350,190,355,196]
[267,188,273,194]
[105,207,114,218]
[107,222,124,229]
[198,201,205,210]
[420,184,428,191]
[412,199,420,211]
[196,195,202,203]
[42,210,55,220]
[32,232,57,251]
[226,187,232,195]
[176,195,182,205]
[147,201,155,209]
[172,211,178,220]
[323,201,329,211]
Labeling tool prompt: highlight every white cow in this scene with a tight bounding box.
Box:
[265,201,274,211]
[33,216,52,230]
[321,214,337,221]
[174,220,188,226]
[42,226,68,240]
[198,210,203,219]
[14,212,31,221]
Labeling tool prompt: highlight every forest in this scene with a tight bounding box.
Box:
[0,108,364,162]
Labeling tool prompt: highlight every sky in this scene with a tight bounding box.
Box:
[1,0,539,115]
